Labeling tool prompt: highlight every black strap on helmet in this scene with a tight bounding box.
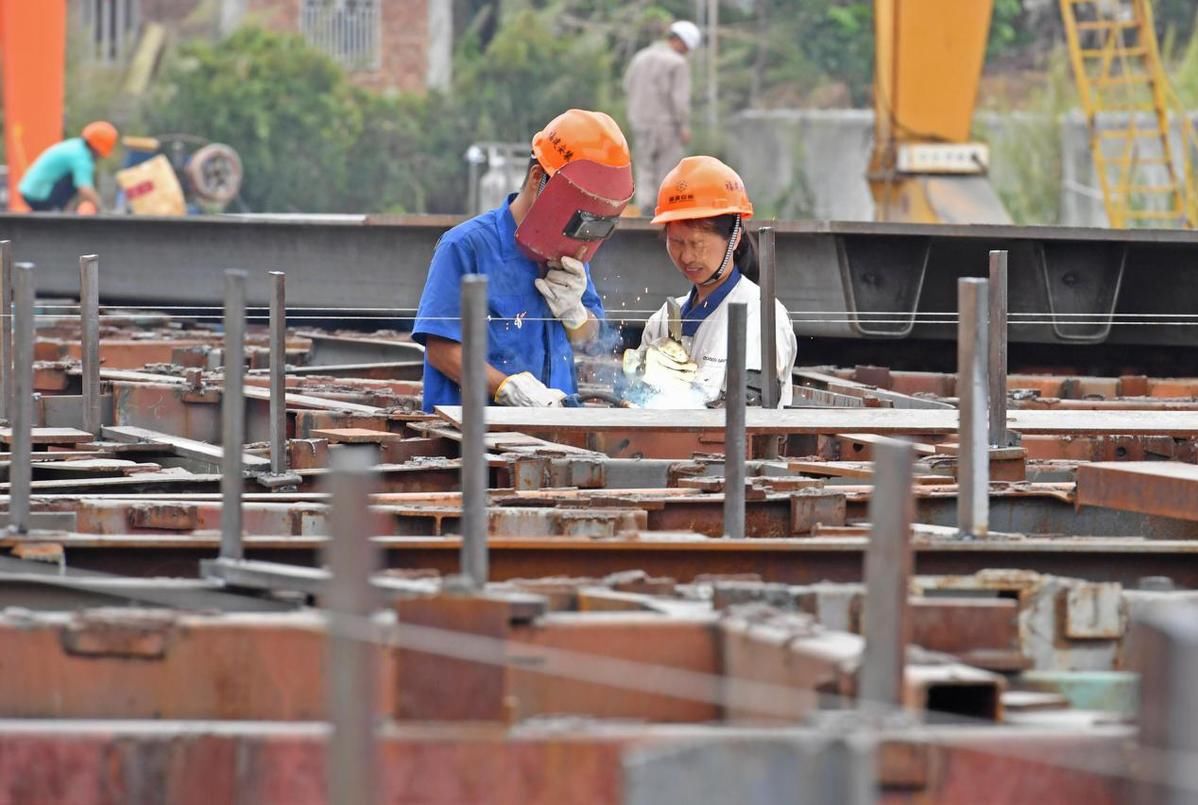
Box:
[699,215,741,287]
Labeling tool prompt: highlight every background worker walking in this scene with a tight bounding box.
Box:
[18,121,118,213]
[623,20,700,213]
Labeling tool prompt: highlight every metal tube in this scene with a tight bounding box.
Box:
[724,302,747,539]
[269,271,287,475]
[1132,604,1198,804]
[705,0,719,134]
[808,731,878,805]
[80,255,101,435]
[324,447,380,805]
[988,250,1009,447]
[0,241,11,421]
[758,225,779,411]
[460,274,489,587]
[221,270,247,559]
[957,277,989,538]
[859,438,915,712]
[9,264,34,534]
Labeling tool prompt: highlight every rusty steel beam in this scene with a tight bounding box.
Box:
[29,534,1198,589]
[0,719,1135,803]
[1076,462,1198,522]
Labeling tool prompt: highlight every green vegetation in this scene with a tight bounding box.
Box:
[120,0,1198,220]
[976,52,1074,227]
[145,8,614,213]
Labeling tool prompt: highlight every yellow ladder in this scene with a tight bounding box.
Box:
[1060,0,1198,228]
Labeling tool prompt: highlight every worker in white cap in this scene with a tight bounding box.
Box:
[623,20,701,212]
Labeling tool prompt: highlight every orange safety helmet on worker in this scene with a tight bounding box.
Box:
[514,108,635,264]
[82,121,118,158]
[652,155,754,287]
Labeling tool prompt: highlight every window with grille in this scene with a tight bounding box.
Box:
[300,0,381,72]
[77,0,140,63]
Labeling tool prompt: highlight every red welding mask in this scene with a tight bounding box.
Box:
[515,158,634,264]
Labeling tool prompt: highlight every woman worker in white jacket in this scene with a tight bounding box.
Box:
[639,156,797,407]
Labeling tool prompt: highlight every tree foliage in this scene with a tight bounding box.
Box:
[138,0,1198,217]
[147,11,615,213]
[148,28,362,211]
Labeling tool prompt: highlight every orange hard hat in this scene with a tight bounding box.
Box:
[651,156,754,225]
[81,121,118,158]
[531,109,631,176]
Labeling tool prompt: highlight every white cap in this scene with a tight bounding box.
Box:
[668,20,701,52]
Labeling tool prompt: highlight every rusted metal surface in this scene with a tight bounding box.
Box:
[5,286,1198,799]
[1076,461,1198,522]
[911,599,1025,671]
[18,532,1198,590]
[0,609,391,719]
[0,720,1136,803]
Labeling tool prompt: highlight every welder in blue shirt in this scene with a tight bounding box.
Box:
[413,109,635,411]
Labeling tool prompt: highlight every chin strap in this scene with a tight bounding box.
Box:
[699,215,741,287]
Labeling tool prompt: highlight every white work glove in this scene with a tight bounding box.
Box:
[534,256,590,330]
[623,338,698,388]
[494,371,567,407]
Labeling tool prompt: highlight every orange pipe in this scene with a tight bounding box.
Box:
[1,0,67,211]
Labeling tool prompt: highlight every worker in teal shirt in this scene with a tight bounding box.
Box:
[413,109,634,412]
[19,121,118,212]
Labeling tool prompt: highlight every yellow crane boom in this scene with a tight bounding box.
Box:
[867,0,1010,224]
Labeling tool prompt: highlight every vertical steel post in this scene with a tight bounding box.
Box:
[859,438,915,711]
[325,447,380,805]
[0,242,11,421]
[758,225,779,410]
[9,264,34,534]
[957,278,989,538]
[460,275,489,587]
[724,303,747,539]
[758,225,781,460]
[808,732,878,805]
[221,270,247,559]
[80,255,101,435]
[269,271,288,475]
[1132,604,1198,804]
[705,0,719,134]
[988,250,1009,447]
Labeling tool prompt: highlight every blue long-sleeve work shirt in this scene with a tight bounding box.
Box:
[412,195,606,412]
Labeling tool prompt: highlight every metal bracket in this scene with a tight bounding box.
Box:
[256,471,303,490]
[1038,242,1126,343]
[60,609,177,659]
[836,235,930,338]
